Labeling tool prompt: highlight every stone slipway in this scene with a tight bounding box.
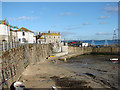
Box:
[47,52,85,62]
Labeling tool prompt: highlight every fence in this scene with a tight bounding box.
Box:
[0,42,22,51]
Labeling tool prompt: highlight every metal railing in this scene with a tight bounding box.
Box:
[0,42,21,51]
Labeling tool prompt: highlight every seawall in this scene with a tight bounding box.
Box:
[68,46,92,54]
[48,46,119,62]
[0,45,119,88]
[92,47,120,55]
[68,46,119,55]
[0,44,52,88]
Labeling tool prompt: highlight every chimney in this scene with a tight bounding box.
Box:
[58,32,60,34]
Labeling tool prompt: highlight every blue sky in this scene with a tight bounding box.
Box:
[2,2,118,40]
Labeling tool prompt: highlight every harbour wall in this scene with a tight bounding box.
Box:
[68,46,92,54]
[68,46,120,55]
[0,45,119,89]
[0,44,52,88]
[92,47,120,55]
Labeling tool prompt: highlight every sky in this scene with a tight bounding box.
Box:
[1,2,118,40]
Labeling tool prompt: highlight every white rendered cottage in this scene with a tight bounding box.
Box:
[33,36,36,43]
[17,27,35,44]
[10,29,18,43]
[0,20,10,43]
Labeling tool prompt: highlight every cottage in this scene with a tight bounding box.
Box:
[33,36,36,43]
[0,19,10,43]
[10,29,18,43]
[37,37,45,44]
[17,27,35,44]
[38,30,61,44]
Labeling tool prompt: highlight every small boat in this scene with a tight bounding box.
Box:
[110,58,118,61]
[52,86,57,90]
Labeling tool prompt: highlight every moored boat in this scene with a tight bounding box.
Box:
[110,58,118,61]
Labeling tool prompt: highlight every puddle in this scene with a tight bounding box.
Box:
[50,76,92,89]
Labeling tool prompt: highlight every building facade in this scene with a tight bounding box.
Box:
[39,31,61,44]
[0,19,61,45]
[37,37,45,44]
[10,29,18,43]
[17,27,35,44]
[0,20,10,43]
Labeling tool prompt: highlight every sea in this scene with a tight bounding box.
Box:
[63,40,120,46]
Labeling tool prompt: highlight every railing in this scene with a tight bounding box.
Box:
[0,42,22,51]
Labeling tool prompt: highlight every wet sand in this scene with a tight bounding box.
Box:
[60,55,119,89]
[19,55,118,89]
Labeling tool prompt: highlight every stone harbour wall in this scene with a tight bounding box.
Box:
[68,46,92,54]
[68,46,120,55]
[0,45,119,89]
[0,44,52,88]
[92,47,120,55]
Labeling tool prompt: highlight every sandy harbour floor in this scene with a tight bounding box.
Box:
[19,56,118,89]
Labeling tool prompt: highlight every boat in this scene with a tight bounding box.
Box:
[110,58,118,61]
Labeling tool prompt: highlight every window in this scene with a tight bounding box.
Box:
[23,32,25,36]
[22,38,26,42]
[54,36,55,38]
[19,39,21,41]
[49,36,51,38]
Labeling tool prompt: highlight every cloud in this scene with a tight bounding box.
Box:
[51,25,56,28]
[61,32,75,37]
[64,27,81,30]
[83,22,89,25]
[97,16,110,19]
[64,25,81,30]
[106,4,110,6]
[60,12,79,16]
[67,25,78,27]
[31,11,34,14]
[104,6,118,14]
[16,16,40,21]
[64,28,74,30]
[61,12,72,16]
[41,7,49,10]
[8,17,16,21]
[99,21,108,24]
[49,25,56,30]
[8,16,40,21]
[40,12,44,15]
[96,32,112,35]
